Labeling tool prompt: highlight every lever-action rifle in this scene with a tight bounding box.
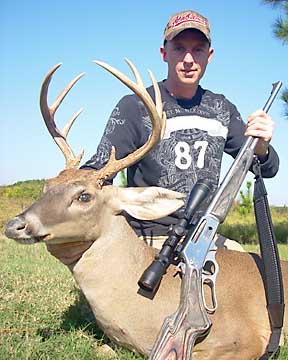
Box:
[138,81,282,359]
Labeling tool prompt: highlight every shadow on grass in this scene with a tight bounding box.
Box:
[37,287,105,342]
[61,288,101,334]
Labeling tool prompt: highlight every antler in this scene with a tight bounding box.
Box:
[40,63,85,169]
[93,58,166,183]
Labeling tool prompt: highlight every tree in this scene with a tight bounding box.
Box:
[263,0,288,42]
[239,181,253,215]
[2,180,44,201]
[263,0,288,116]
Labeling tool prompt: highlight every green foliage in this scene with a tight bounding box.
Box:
[1,180,45,201]
[119,170,127,188]
[264,0,288,42]
[239,181,253,215]
[0,180,45,233]
[263,0,288,116]
[281,88,288,117]
[219,205,288,244]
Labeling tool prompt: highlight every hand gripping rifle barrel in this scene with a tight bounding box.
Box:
[138,179,212,292]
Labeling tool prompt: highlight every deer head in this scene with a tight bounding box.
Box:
[5,60,184,246]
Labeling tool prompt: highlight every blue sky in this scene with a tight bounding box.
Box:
[1,0,287,205]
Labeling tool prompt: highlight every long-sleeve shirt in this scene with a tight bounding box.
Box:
[81,82,279,236]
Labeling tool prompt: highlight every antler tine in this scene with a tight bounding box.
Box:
[40,64,85,169]
[93,59,166,182]
[148,69,167,138]
[124,58,145,88]
[62,108,84,138]
[126,59,166,136]
[50,72,85,115]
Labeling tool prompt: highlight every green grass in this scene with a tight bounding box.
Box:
[0,238,287,359]
[0,238,143,360]
[219,206,288,244]
[244,243,288,259]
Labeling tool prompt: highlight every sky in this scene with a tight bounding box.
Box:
[1,0,287,206]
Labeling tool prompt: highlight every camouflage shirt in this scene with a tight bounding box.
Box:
[81,82,279,236]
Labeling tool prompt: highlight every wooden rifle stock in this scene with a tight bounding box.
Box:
[148,267,211,360]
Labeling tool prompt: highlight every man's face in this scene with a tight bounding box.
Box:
[161,29,214,89]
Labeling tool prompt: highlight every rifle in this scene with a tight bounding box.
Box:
[138,81,282,359]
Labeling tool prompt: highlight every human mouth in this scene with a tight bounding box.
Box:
[182,68,196,75]
[182,70,195,77]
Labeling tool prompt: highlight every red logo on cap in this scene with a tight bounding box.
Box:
[172,13,207,28]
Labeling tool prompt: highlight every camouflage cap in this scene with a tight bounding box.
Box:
[164,10,211,44]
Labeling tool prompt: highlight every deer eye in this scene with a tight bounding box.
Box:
[78,193,91,202]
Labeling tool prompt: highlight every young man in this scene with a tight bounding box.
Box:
[47,10,279,265]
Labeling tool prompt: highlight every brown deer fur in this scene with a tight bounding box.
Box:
[5,170,288,359]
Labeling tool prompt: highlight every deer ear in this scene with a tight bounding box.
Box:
[112,187,185,220]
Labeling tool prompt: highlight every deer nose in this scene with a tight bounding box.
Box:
[5,216,28,239]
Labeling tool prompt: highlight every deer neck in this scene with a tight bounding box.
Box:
[73,212,156,296]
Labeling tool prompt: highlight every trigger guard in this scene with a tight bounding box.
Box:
[202,276,218,314]
[202,250,219,314]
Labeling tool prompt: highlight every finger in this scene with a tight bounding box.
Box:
[247,109,267,120]
[247,118,274,129]
[246,117,274,138]
[247,109,274,124]
[246,123,273,134]
[244,128,272,142]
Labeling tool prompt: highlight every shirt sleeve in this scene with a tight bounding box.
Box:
[80,94,143,182]
[224,102,279,178]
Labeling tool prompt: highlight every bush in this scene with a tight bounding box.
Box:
[239,181,253,215]
[0,180,45,234]
[1,180,44,201]
[219,205,288,244]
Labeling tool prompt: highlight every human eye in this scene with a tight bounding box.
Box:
[173,44,185,52]
[194,46,205,53]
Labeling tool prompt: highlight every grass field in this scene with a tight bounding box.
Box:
[0,237,287,359]
[0,238,143,360]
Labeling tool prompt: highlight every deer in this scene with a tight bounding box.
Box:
[5,60,288,360]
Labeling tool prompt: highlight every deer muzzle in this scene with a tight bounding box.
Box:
[5,216,47,244]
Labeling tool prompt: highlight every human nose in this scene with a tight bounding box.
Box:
[183,51,194,64]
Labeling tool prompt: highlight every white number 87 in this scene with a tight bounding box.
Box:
[175,141,208,170]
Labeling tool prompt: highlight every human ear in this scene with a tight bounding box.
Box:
[160,46,167,62]
[207,47,214,64]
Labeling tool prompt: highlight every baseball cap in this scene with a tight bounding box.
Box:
[163,10,211,44]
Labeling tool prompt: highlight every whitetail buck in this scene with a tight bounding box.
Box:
[5,61,288,360]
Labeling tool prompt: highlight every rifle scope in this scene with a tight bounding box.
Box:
[138,179,212,292]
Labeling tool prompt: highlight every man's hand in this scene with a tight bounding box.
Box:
[46,241,94,266]
[245,109,275,157]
